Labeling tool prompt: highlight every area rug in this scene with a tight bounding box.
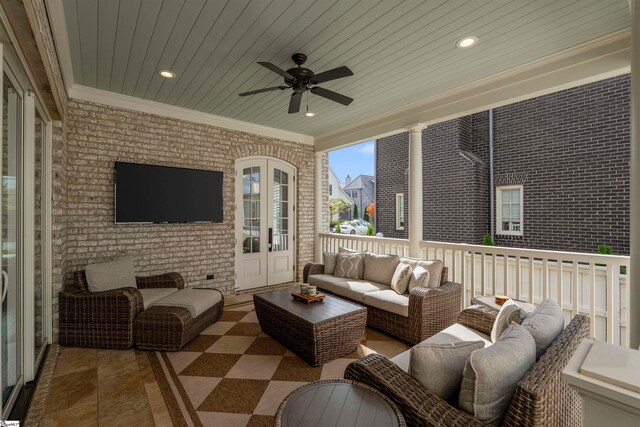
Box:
[148,299,409,427]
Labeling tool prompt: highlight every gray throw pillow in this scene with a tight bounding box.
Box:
[85,256,137,292]
[390,263,412,295]
[521,298,565,359]
[408,266,430,292]
[491,299,525,342]
[363,252,399,285]
[338,247,362,254]
[409,341,485,402]
[459,323,536,425]
[334,253,364,279]
[323,252,337,275]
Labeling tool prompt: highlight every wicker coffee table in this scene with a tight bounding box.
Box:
[275,379,406,427]
[253,288,367,366]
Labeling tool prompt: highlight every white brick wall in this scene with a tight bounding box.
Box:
[51,99,318,340]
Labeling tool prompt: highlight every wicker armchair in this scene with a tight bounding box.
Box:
[303,263,462,344]
[59,271,184,349]
[345,312,591,427]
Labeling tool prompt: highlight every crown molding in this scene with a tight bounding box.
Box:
[68,84,314,145]
[315,28,631,151]
[44,0,74,95]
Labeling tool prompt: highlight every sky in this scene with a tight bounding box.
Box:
[328,140,375,183]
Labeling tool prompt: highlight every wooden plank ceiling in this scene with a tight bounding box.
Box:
[62,0,630,136]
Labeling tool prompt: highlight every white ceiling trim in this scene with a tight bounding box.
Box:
[68,84,314,145]
[45,0,74,93]
[314,28,631,151]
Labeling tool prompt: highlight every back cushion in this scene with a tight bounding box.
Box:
[85,256,137,292]
[334,253,365,279]
[459,323,536,425]
[323,252,338,275]
[363,252,399,285]
[521,298,565,359]
[400,257,443,289]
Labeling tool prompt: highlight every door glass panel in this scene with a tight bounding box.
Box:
[272,169,289,252]
[34,110,45,360]
[2,73,22,407]
[242,166,260,253]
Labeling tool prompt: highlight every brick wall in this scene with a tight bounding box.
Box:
[54,99,317,339]
[490,74,630,254]
[375,74,630,254]
[375,132,408,238]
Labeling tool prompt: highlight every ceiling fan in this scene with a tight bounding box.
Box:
[238,53,354,114]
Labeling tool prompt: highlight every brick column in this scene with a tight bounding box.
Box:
[630,0,639,349]
[407,124,426,257]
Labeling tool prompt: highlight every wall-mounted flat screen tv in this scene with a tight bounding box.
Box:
[115,162,223,223]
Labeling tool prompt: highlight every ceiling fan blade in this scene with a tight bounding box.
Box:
[288,92,302,114]
[310,86,353,106]
[258,62,294,80]
[310,66,353,84]
[238,86,288,96]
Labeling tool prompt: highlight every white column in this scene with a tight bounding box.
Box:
[407,124,426,258]
[314,152,324,262]
[630,0,640,349]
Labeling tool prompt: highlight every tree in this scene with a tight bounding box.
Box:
[329,198,350,218]
[363,211,369,222]
[353,203,358,219]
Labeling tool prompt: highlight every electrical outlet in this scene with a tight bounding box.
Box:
[206,274,215,280]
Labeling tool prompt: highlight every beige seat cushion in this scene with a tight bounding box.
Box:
[138,288,179,310]
[399,257,443,289]
[307,274,348,293]
[362,289,410,317]
[363,252,399,285]
[85,256,137,292]
[331,280,388,302]
[391,323,492,372]
[150,288,223,318]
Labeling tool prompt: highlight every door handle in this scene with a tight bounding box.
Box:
[1,270,8,303]
[268,228,273,252]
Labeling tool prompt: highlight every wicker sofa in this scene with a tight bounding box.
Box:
[345,305,590,427]
[303,256,462,345]
[59,270,185,349]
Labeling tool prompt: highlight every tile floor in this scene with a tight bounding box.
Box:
[31,291,409,426]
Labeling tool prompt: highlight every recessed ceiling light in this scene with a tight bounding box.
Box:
[159,70,176,78]
[456,36,478,49]
[305,111,316,117]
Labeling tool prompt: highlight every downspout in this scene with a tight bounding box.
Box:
[489,109,495,240]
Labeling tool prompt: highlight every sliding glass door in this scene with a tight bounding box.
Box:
[1,69,23,414]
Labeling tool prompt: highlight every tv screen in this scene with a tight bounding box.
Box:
[115,162,223,223]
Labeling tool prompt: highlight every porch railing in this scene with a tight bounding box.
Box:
[318,233,631,347]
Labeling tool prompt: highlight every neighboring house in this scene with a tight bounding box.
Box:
[328,167,353,222]
[343,174,375,221]
[376,74,630,255]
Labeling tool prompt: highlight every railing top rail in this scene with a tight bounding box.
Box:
[318,233,410,246]
[419,239,630,263]
[318,233,629,264]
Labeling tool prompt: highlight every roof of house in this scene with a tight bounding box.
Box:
[343,174,375,191]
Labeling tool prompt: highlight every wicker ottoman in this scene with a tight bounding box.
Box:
[134,288,224,351]
[254,288,367,366]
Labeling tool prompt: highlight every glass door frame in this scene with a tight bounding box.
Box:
[0,21,54,416]
[1,56,25,418]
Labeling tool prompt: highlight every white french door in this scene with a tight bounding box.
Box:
[235,158,295,291]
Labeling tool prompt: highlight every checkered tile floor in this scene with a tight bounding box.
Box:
[152,300,410,427]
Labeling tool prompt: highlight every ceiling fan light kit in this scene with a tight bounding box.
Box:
[239,53,354,114]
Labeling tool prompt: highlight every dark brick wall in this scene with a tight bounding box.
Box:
[375,132,408,238]
[490,74,630,254]
[375,74,630,254]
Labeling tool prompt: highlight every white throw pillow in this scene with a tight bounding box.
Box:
[408,266,430,291]
[491,299,525,342]
[390,263,412,295]
[85,256,137,292]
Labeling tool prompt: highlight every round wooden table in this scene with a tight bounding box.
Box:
[275,379,406,427]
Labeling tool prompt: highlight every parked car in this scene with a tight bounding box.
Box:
[334,220,370,235]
